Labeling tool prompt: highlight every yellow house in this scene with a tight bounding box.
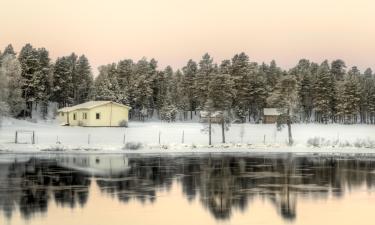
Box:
[57,101,131,127]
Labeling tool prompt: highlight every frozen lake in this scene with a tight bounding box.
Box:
[1,153,375,225]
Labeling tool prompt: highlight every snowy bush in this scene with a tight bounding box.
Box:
[160,104,178,122]
[307,137,331,147]
[118,120,128,127]
[123,142,143,150]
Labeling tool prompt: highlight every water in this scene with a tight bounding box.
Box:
[1,153,375,225]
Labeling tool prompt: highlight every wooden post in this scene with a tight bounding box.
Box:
[158,131,161,144]
[15,131,18,144]
[182,130,184,144]
[32,131,35,144]
[263,135,266,144]
[123,133,126,144]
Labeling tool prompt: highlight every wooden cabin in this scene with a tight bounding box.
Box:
[57,101,131,127]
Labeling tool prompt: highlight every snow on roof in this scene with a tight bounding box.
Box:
[263,108,283,116]
[58,101,130,112]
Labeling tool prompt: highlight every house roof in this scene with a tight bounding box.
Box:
[264,108,283,116]
[58,101,131,112]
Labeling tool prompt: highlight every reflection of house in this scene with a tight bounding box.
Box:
[57,155,130,176]
[263,108,282,124]
[200,111,223,123]
[57,101,131,127]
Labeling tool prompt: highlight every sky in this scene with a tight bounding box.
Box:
[1,0,375,74]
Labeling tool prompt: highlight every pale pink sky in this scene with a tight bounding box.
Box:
[1,0,375,74]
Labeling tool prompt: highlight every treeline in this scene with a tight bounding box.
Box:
[0,43,375,124]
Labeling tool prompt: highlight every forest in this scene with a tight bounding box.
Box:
[0,43,374,124]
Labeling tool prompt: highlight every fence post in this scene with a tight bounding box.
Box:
[32,131,35,144]
[123,133,126,144]
[182,130,184,144]
[88,134,91,145]
[15,131,18,144]
[158,131,161,144]
[263,134,266,144]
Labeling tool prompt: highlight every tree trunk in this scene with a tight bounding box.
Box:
[209,117,212,145]
[287,109,293,145]
[221,119,225,143]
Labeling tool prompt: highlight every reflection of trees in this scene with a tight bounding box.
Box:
[0,158,90,219]
[96,157,176,203]
[1,154,375,222]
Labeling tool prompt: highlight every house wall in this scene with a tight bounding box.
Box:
[59,103,129,127]
[85,103,129,127]
[57,112,69,124]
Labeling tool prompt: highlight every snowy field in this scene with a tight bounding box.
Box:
[0,117,375,154]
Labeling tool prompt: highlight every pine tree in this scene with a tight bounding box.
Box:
[195,53,215,109]
[0,59,9,120]
[207,73,235,143]
[336,73,361,123]
[331,59,346,81]
[230,52,251,122]
[0,44,16,64]
[18,43,40,116]
[267,75,299,145]
[51,57,74,107]
[182,59,198,119]
[74,55,93,104]
[0,55,25,117]
[94,64,123,103]
[290,59,314,122]
[33,48,52,118]
[314,60,334,123]
[248,64,268,122]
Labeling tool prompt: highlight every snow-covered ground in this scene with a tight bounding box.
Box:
[0,117,375,154]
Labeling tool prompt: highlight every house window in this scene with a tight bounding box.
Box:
[73,113,76,120]
[82,113,87,120]
[96,113,100,120]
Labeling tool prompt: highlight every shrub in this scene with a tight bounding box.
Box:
[123,142,143,150]
[119,120,129,127]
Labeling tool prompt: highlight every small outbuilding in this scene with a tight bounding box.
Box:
[263,108,283,124]
[57,101,131,127]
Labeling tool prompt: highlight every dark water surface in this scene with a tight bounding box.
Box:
[1,153,375,225]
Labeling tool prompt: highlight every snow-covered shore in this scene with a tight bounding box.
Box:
[0,117,375,154]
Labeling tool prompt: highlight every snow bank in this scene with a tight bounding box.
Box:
[0,117,375,154]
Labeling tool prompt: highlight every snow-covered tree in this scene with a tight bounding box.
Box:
[230,52,251,122]
[336,73,361,123]
[313,60,334,123]
[94,64,124,103]
[267,75,299,145]
[182,59,198,119]
[195,53,216,109]
[0,65,9,122]
[18,43,40,116]
[207,73,235,143]
[0,55,25,117]
[74,55,93,104]
[51,56,74,107]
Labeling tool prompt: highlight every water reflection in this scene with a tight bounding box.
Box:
[1,153,375,223]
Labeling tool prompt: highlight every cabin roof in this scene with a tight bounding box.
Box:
[58,101,131,112]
